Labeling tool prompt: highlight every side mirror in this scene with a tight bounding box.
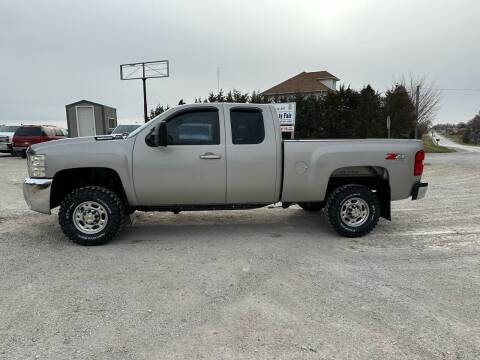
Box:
[157,121,168,147]
[145,122,168,147]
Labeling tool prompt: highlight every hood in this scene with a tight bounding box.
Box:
[30,136,96,153]
[30,136,126,154]
[30,135,136,179]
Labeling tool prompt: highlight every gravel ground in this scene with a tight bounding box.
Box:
[1,151,479,360]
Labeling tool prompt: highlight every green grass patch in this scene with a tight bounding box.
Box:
[423,135,456,153]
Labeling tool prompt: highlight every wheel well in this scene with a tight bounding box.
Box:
[326,166,391,220]
[50,168,128,209]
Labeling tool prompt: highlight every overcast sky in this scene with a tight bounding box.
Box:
[1,0,479,126]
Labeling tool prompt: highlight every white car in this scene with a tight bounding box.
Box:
[0,125,21,154]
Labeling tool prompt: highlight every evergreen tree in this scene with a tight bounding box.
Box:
[149,104,169,119]
[384,85,416,138]
[353,85,384,138]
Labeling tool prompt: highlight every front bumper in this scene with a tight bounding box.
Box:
[0,143,12,152]
[13,146,28,152]
[411,182,428,200]
[23,177,53,214]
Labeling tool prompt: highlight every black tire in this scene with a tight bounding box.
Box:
[59,186,124,246]
[325,184,380,237]
[125,207,136,216]
[298,202,324,212]
[20,151,26,158]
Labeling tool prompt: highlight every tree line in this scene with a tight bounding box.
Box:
[150,79,437,139]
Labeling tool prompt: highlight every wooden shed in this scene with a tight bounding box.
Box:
[65,100,117,137]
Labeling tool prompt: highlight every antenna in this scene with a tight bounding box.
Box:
[120,60,169,123]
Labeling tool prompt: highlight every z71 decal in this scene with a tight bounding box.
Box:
[386,153,406,160]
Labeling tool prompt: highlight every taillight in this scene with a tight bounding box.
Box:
[414,150,425,176]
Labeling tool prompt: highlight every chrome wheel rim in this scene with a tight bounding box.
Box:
[73,201,108,234]
[340,197,369,227]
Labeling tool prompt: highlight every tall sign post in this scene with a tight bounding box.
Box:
[120,60,169,123]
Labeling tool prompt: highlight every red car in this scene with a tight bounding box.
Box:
[12,125,65,157]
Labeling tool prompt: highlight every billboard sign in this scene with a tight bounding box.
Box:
[272,102,296,133]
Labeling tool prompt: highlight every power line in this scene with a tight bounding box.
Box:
[439,88,480,92]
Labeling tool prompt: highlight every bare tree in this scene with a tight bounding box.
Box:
[399,75,441,134]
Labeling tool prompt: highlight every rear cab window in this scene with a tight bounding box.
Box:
[230,109,265,144]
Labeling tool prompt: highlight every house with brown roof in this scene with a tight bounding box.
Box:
[261,71,339,101]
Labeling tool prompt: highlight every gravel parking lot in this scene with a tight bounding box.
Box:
[1,149,480,359]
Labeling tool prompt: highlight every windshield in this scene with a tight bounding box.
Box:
[127,108,174,138]
[0,125,20,132]
[112,125,141,134]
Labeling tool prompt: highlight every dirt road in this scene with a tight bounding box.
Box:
[431,131,480,152]
[1,152,479,359]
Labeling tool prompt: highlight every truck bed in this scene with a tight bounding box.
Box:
[281,139,423,202]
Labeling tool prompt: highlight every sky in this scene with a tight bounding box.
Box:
[0,0,479,127]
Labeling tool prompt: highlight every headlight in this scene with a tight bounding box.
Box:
[29,154,46,178]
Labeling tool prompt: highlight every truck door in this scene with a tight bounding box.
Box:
[223,105,280,204]
[132,106,226,206]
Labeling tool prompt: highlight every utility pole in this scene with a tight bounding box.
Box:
[142,77,148,123]
[387,115,391,139]
[415,85,420,139]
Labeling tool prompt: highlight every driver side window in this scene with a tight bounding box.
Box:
[166,109,220,145]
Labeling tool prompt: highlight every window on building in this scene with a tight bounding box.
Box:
[230,109,265,144]
[108,118,116,130]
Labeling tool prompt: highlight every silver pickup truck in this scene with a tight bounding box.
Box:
[23,103,428,245]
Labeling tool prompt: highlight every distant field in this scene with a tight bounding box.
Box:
[423,134,455,153]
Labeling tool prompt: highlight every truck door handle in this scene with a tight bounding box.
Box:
[199,152,221,159]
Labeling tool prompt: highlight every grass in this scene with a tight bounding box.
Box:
[423,135,456,153]
[445,133,480,147]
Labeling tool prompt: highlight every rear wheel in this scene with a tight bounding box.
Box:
[59,186,124,246]
[298,202,324,212]
[325,184,380,237]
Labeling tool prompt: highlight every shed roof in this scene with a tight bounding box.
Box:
[65,99,116,109]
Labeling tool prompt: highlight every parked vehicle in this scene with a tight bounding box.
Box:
[23,103,428,245]
[13,125,65,157]
[111,124,141,136]
[0,125,21,154]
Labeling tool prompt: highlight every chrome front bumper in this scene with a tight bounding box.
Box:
[0,143,12,152]
[23,177,53,214]
[411,182,428,200]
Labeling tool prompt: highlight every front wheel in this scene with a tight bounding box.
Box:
[325,184,380,237]
[59,186,125,246]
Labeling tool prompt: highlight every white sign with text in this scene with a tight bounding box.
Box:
[272,102,296,133]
